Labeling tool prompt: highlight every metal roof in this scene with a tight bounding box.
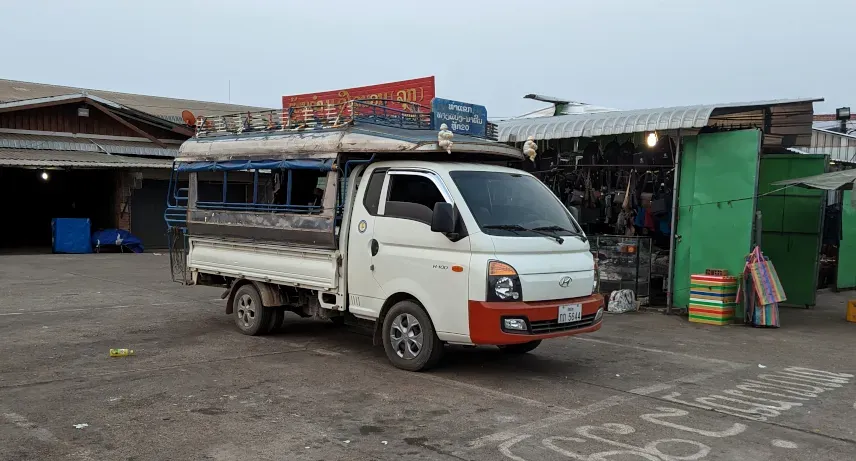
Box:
[0,79,270,123]
[497,98,822,142]
[773,168,856,191]
[795,128,856,164]
[0,148,173,168]
[0,132,179,157]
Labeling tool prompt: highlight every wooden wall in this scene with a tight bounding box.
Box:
[0,103,186,140]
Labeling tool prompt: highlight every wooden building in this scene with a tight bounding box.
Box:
[0,79,267,251]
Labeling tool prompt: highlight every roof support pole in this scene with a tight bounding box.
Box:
[666,129,682,315]
[87,99,167,147]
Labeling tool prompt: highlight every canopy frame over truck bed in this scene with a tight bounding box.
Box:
[165,99,522,284]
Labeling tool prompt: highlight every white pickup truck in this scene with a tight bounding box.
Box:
[166,100,604,371]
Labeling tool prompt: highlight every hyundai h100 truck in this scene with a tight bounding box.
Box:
[165,99,604,371]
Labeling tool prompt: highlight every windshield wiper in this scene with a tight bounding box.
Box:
[483,224,564,244]
[532,225,588,243]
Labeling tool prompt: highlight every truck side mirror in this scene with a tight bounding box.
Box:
[431,202,456,234]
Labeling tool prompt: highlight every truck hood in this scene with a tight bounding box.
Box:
[489,234,595,302]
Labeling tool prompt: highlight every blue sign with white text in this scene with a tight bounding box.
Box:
[431,98,488,138]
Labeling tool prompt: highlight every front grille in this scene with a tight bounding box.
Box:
[529,313,597,334]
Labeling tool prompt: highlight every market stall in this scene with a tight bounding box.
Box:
[774,168,856,292]
[497,98,822,316]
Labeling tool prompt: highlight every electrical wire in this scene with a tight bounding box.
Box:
[679,185,793,209]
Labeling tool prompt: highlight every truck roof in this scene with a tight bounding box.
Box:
[371,160,530,175]
[177,99,523,162]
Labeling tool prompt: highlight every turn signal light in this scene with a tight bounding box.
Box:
[489,261,517,276]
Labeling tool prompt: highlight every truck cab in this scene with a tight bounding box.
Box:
[166,99,604,371]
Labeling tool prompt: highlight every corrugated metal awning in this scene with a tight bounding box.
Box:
[0,148,173,168]
[773,169,856,190]
[0,132,180,157]
[497,98,822,142]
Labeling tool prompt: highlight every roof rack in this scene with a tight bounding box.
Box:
[195,98,500,140]
[195,99,432,138]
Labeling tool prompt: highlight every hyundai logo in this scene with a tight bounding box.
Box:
[558,276,572,287]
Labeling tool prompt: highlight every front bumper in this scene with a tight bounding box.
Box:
[468,293,604,345]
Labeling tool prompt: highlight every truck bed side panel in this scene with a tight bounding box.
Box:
[188,238,338,290]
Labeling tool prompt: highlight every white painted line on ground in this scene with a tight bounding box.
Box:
[497,435,531,461]
[630,368,748,396]
[312,349,341,356]
[0,301,193,317]
[464,364,748,451]
[464,395,632,450]
[572,336,744,367]
[2,411,59,444]
[418,372,576,414]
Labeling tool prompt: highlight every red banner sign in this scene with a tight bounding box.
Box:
[282,76,435,112]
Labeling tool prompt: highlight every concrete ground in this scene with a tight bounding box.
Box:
[1,254,854,461]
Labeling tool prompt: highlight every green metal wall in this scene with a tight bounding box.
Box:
[672,136,698,310]
[673,130,762,317]
[838,192,856,290]
[757,154,826,307]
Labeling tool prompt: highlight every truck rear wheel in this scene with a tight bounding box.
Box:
[498,340,542,354]
[233,285,271,336]
[266,307,285,334]
[382,300,443,371]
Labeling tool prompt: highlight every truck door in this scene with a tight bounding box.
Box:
[347,167,388,318]
[370,170,471,338]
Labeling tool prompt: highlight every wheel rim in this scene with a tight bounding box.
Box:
[389,313,423,360]
[236,294,256,329]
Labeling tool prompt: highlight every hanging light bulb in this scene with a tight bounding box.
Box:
[646,132,659,148]
[40,171,49,181]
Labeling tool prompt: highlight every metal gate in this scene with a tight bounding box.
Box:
[165,168,190,284]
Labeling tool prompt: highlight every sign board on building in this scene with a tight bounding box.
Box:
[282,76,435,113]
[431,98,488,138]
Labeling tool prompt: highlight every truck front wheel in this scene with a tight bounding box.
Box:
[382,301,443,371]
[233,284,272,336]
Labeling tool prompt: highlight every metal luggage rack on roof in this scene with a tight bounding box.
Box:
[195,99,433,138]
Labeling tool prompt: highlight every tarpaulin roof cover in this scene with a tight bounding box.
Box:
[773,169,856,191]
[176,158,335,172]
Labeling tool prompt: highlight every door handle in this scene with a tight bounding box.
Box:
[370,239,379,256]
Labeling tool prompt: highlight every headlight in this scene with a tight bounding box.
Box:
[503,318,527,331]
[592,256,600,293]
[495,277,517,300]
[595,307,604,322]
[487,261,522,302]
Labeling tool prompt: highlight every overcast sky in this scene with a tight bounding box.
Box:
[2,0,852,118]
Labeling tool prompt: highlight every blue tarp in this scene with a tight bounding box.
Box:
[91,229,144,253]
[51,218,92,254]
[176,158,334,172]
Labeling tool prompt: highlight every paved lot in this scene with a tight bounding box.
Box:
[1,254,854,461]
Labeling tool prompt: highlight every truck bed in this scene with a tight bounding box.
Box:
[187,237,339,291]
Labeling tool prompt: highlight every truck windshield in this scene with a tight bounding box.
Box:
[449,171,583,238]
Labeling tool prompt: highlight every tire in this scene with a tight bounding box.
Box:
[330,315,346,326]
[382,300,443,371]
[266,307,285,334]
[232,284,271,336]
[498,340,542,354]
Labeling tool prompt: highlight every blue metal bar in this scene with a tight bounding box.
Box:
[286,169,293,205]
[339,154,376,215]
[222,171,228,203]
[252,170,259,204]
[165,164,176,207]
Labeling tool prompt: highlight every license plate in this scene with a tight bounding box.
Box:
[558,304,582,324]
